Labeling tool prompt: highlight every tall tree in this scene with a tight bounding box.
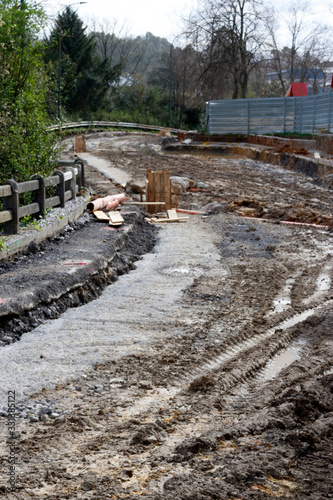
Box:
[44,7,118,118]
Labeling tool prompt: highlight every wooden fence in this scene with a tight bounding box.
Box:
[0,160,84,235]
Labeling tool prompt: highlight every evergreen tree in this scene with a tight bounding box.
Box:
[44,7,119,118]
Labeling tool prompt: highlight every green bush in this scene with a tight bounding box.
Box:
[0,0,58,185]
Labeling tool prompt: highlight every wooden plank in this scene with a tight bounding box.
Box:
[17,179,40,194]
[123,201,166,205]
[0,185,12,197]
[146,169,171,214]
[146,170,153,214]
[167,209,178,220]
[162,169,172,211]
[75,135,86,153]
[108,211,124,225]
[0,210,13,224]
[155,170,162,213]
[149,215,189,223]
[18,202,40,218]
[94,210,110,221]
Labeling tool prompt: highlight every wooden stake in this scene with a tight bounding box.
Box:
[146,169,172,214]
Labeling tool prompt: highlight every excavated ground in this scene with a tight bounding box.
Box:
[86,132,333,225]
[0,132,332,499]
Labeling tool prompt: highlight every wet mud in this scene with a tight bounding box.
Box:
[0,133,332,499]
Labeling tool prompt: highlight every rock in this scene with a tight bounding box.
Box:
[170,176,189,192]
[200,201,229,214]
[125,179,146,194]
[2,336,12,343]
[28,241,39,254]
[49,412,60,419]
[197,181,209,189]
[182,177,197,188]
[81,480,96,491]
[42,307,52,318]
[29,318,39,328]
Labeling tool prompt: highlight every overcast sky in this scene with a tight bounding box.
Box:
[46,0,192,40]
[46,0,333,43]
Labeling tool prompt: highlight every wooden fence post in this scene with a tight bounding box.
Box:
[75,135,86,153]
[74,159,85,188]
[65,167,76,200]
[3,180,19,235]
[54,170,65,208]
[33,175,46,218]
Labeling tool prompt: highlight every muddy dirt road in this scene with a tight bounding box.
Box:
[0,132,332,499]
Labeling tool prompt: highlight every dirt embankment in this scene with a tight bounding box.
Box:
[0,133,332,499]
[88,132,333,226]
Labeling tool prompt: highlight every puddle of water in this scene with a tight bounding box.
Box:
[278,308,316,330]
[258,339,306,381]
[267,278,295,315]
[317,273,331,291]
[161,265,204,277]
[271,297,291,313]
[303,266,332,305]
[201,305,324,377]
[164,266,191,276]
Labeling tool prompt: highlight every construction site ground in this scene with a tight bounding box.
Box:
[0,132,332,499]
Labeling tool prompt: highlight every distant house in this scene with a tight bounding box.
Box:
[266,67,333,94]
[285,82,308,97]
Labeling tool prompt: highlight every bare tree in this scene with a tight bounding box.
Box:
[89,18,146,81]
[184,0,266,99]
[263,1,333,94]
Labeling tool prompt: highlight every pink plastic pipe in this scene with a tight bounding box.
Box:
[87,193,127,212]
[243,216,330,228]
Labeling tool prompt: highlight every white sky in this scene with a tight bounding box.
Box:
[45,0,333,44]
[45,0,192,41]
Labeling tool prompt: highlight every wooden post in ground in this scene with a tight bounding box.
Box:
[75,135,86,153]
[146,169,172,214]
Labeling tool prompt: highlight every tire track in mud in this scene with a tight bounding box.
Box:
[93,262,333,496]
[102,305,331,497]
[2,214,332,498]
[28,297,330,498]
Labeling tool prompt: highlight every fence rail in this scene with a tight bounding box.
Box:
[48,121,185,135]
[206,92,333,135]
[0,160,84,235]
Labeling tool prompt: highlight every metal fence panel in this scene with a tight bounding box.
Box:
[206,93,333,135]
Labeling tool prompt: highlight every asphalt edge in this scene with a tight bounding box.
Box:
[0,211,157,345]
[0,194,90,261]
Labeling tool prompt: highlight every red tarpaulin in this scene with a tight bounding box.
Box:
[285,83,308,97]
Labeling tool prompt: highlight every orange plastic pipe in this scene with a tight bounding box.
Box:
[87,193,127,212]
